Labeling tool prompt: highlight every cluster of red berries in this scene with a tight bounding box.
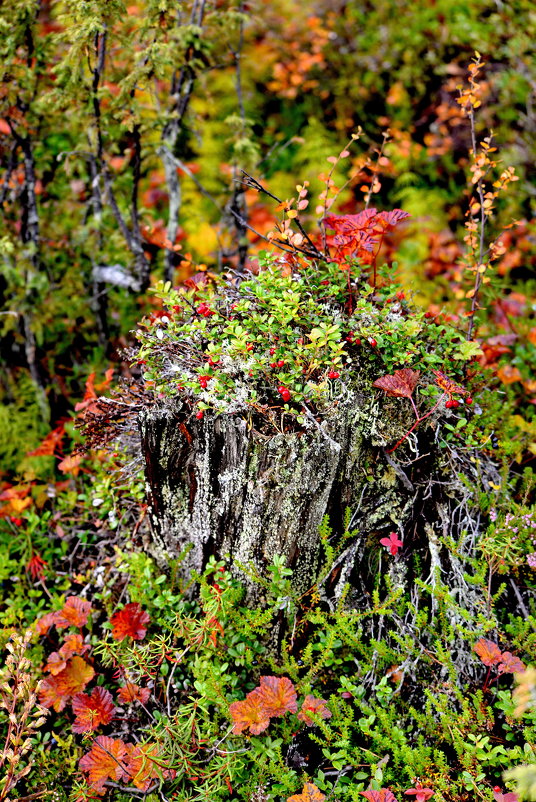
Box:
[199,375,211,389]
[197,302,215,317]
[446,397,473,409]
[277,385,291,402]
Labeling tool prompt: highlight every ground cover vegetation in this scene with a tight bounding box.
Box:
[1,0,536,800]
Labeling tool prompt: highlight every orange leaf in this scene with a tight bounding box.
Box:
[373,369,420,399]
[9,497,32,513]
[473,638,502,666]
[431,369,467,397]
[496,364,522,385]
[35,611,60,636]
[55,596,92,629]
[57,453,83,476]
[229,690,271,735]
[39,656,95,711]
[297,694,332,726]
[79,736,129,794]
[117,682,151,705]
[72,687,116,733]
[287,783,326,802]
[497,652,525,675]
[256,676,297,717]
[110,603,150,641]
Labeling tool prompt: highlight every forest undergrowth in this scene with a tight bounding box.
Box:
[1,1,536,800]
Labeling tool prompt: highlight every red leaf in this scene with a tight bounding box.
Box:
[297,695,332,726]
[55,597,92,629]
[373,369,420,399]
[117,682,151,705]
[361,790,398,802]
[72,687,116,733]
[380,532,403,556]
[404,782,434,801]
[375,209,411,230]
[473,638,502,666]
[110,603,150,641]
[497,652,525,675]
[324,209,378,236]
[287,783,326,802]
[229,690,271,735]
[431,369,467,398]
[79,736,129,794]
[256,675,298,717]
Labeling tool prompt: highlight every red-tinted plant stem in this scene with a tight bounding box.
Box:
[386,393,446,454]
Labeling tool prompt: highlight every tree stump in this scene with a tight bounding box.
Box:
[139,388,499,609]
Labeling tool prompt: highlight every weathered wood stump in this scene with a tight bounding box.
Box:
[139,388,498,607]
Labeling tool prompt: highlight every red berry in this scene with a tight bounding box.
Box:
[320,279,330,285]
[446,399,460,409]
[424,311,433,319]
[354,338,361,346]
[195,410,204,419]
[269,347,276,356]
[172,305,182,313]
[386,297,393,303]
[277,360,285,368]
[466,397,474,405]
[281,390,291,402]
[369,338,377,347]
[297,338,304,345]
[197,303,215,317]
[270,362,277,368]
[246,343,254,351]
[277,385,285,393]
[328,371,340,379]
[396,291,405,300]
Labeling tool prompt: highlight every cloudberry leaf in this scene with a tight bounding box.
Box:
[39,656,95,712]
[375,209,411,229]
[473,638,502,666]
[256,676,297,717]
[229,690,271,735]
[72,687,116,734]
[79,736,129,794]
[117,682,151,705]
[373,369,420,399]
[297,695,332,726]
[35,611,61,636]
[361,790,398,802]
[110,603,150,641]
[497,652,525,675]
[55,597,93,629]
[287,783,326,802]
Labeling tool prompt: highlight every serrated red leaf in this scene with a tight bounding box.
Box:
[361,790,398,802]
[55,596,92,629]
[373,369,420,399]
[35,610,61,635]
[380,532,403,556]
[287,783,326,802]
[257,676,297,717]
[497,652,525,675]
[72,687,116,733]
[404,781,434,801]
[117,682,151,705]
[110,603,150,641]
[79,736,129,794]
[473,638,502,666]
[297,695,332,726]
[229,689,271,735]
[375,209,411,230]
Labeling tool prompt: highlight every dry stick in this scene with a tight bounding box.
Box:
[89,30,109,344]
[466,106,487,341]
[240,171,327,260]
[161,1,207,282]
